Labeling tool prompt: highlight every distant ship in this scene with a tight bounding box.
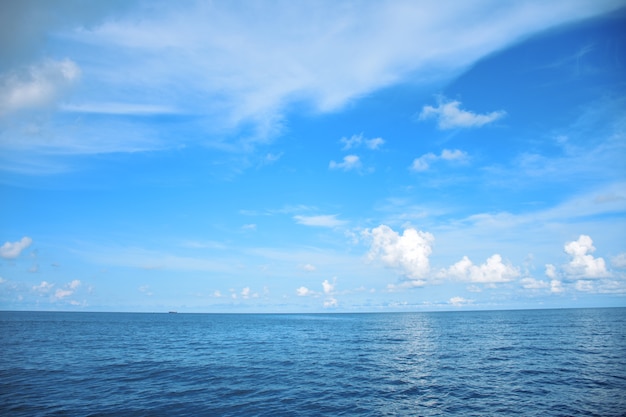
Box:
[168,311,178,314]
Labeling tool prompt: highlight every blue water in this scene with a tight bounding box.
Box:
[1,309,625,416]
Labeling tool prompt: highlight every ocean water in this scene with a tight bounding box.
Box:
[1,309,625,416]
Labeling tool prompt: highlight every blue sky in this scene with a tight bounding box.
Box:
[1,0,625,312]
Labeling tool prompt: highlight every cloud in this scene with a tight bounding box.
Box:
[612,253,626,268]
[294,214,346,227]
[322,278,335,294]
[446,254,519,284]
[418,97,505,129]
[0,59,80,115]
[0,236,33,259]
[296,286,313,296]
[33,280,53,293]
[364,225,434,280]
[449,296,473,306]
[2,0,614,161]
[545,264,557,278]
[329,155,361,171]
[301,263,316,272]
[54,289,73,299]
[53,280,82,300]
[410,148,468,171]
[520,277,550,290]
[563,235,610,278]
[138,285,153,296]
[340,134,385,150]
[323,297,338,308]
[550,280,564,293]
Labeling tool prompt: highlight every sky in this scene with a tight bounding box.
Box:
[1,0,625,313]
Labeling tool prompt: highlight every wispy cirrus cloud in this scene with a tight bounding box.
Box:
[293,214,346,228]
[1,0,619,170]
[0,59,80,116]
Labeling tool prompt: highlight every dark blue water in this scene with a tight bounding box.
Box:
[1,309,625,416]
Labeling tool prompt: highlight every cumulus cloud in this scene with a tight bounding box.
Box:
[296,286,313,296]
[329,155,361,171]
[323,297,338,308]
[340,134,385,150]
[322,278,335,294]
[446,254,519,284]
[33,280,53,293]
[563,235,610,278]
[301,263,316,272]
[0,59,80,115]
[364,225,434,280]
[1,236,33,259]
[545,264,557,278]
[520,277,550,290]
[418,97,505,129]
[449,296,473,306]
[550,279,564,293]
[294,214,346,227]
[410,148,468,171]
[53,279,81,300]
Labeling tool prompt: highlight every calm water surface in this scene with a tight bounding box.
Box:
[1,308,625,416]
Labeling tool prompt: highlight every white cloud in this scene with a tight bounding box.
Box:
[449,296,472,306]
[563,235,610,278]
[51,280,82,300]
[302,263,316,272]
[329,155,361,171]
[0,59,80,115]
[419,97,505,129]
[296,286,313,296]
[410,152,436,172]
[611,253,626,268]
[551,280,564,294]
[440,149,467,161]
[575,280,594,292]
[520,277,550,289]
[322,278,335,295]
[446,254,519,284]
[0,236,33,259]
[294,214,346,227]
[33,280,53,293]
[54,288,72,299]
[340,134,385,150]
[410,148,467,172]
[323,297,338,308]
[364,225,434,279]
[242,223,257,231]
[1,1,619,163]
[545,264,557,278]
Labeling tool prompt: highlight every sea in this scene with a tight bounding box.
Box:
[1,308,625,416]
